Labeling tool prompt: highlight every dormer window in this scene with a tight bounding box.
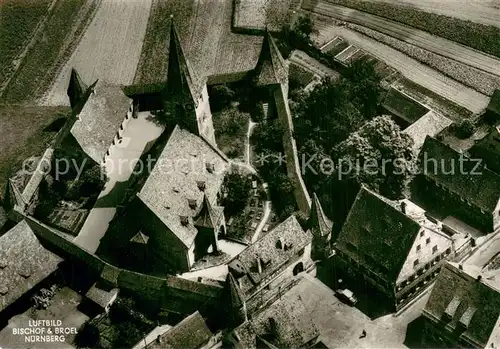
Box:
[18,266,31,278]
[0,285,8,295]
[180,216,189,226]
[197,181,206,191]
[206,162,215,173]
[188,199,197,209]
[173,188,180,193]
[276,238,283,249]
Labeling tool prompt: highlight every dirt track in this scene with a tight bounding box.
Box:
[303,0,500,77]
[312,17,490,113]
[43,0,152,106]
[358,0,500,28]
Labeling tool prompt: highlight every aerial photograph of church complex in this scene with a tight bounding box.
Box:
[0,0,500,348]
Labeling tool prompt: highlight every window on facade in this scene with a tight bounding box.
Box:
[416,244,421,252]
[432,245,438,254]
[426,237,431,245]
[413,259,419,267]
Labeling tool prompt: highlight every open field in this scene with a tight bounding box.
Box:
[0,0,53,88]
[134,0,262,87]
[308,14,490,114]
[0,105,70,194]
[44,0,153,106]
[1,0,99,105]
[348,23,500,96]
[317,0,500,58]
[357,0,500,28]
[303,0,500,76]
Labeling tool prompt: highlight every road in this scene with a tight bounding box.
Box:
[302,0,500,77]
[43,0,153,106]
[309,17,490,113]
[359,0,500,28]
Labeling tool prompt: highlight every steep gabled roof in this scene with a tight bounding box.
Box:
[424,262,500,347]
[130,231,149,244]
[335,187,421,283]
[165,16,202,100]
[226,272,245,309]
[195,194,218,229]
[469,127,500,175]
[308,192,332,239]
[4,179,26,211]
[253,30,288,87]
[420,136,500,212]
[67,68,88,109]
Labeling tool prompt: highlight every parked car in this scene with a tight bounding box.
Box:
[336,289,358,305]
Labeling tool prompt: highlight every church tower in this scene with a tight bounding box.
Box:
[67,68,88,110]
[225,272,247,327]
[307,193,333,260]
[163,17,216,145]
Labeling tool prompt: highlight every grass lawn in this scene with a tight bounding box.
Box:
[1,0,97,104]
[0,0,52,87]
[328,0,500,58]
[383,87,428,123]
[0,105,69,195]
[213,107,250,160]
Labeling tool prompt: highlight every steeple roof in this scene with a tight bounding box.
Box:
[308,193,332,238]
[226,273,245,308]
[253,30,289,87]
[67,68,88,109]
[129,231,149,244]
[195,194,218,229]
[4,179,26,212]
[166,16,202,99]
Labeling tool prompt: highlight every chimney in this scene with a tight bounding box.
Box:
[206,162,215,173]
[401,201,407,214]
[157,335,162,344]
[256,257,262,274]
[180,216,189,226]
[188,199,197,209]
[477,275,482,282]
[276,238,283,250]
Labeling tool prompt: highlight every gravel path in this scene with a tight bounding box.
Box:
[43,0,153,106]
[303,0,500,77]
[309,15,490,114]
[356,0,500,28]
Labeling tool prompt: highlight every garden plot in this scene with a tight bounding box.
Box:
[335,45,359,63]
[44,0,153,106]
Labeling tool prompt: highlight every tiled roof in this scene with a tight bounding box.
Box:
[424,262,500,346]
[469,127,500,175]
[146,311,213,349]
[335,187,421,283]
[234,291,319,349]
[404,111,452,150]
[85,283,119,309]
[137,126,228,247]
[226,272,245,309]
[0,220,62,312]
[252,30,289,87]
[308,193,333,239]
[70,81,131,163]
[194,194,219,229]
[420,136,500,212]
[231,215,312,294]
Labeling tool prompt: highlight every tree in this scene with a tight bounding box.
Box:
[209,84,236,112]
[75,322,101,349]
[294,15,317,43]
[455,119,475,139]
[333,115,416,199]
[222,173,252,216]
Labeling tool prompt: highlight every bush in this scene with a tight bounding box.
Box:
[455,119,476,139]
[75,322,100,349]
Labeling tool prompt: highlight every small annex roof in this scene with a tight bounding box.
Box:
[404,111,452,150]
[194,194,220,229]
[420,136,500,212]
[0,220,62,312]
[230,215,312,295]
[146,311,213,349]
[424,262,500,346]
[308,192,333,239]
[252,30,288,87]
[70,81,132,163]
[137,126,228,248]
[335,187,421,283]
[85,283,119,309]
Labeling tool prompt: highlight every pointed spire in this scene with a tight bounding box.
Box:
[165,16,199,99]
[67,68,88,109]
[308,193,332,239]
[253,30,289,87]
[195,194,218,229]
[4,179,26,212]
[226,273,245,308]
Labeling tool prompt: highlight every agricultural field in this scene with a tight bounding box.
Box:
[233,0,297,32]
[1,0,99,105]
[44,0,152,106]
[0,0,52,89]
[323,0,500,58]
[349,23,500,96]
[134,0,262,87]
[0,105,70,194]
